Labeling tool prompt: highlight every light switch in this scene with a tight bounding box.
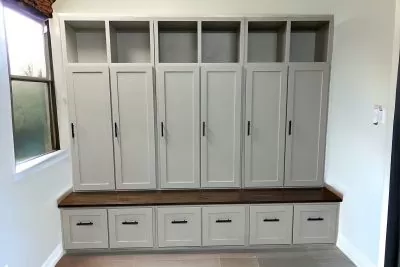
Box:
[373,105,385,125]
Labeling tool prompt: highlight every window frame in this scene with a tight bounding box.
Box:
[4,6,60,164]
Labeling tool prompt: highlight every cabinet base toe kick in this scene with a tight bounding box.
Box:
[61,203,339,250]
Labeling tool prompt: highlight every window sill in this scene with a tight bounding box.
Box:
[15,150,69,181]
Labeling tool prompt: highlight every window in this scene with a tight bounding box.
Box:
[4,7,59,163]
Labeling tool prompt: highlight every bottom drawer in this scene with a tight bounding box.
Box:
[62,209,109,249]
[202,206,246,246]
[293,204,338,244]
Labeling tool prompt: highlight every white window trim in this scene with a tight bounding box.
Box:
[15,149,69,181]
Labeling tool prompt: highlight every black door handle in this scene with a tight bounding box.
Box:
[307,217,324,221]
[247,121,251,136]
[114,122,118,138]
[161,122,164,137]
[263,218,280,222]
[171,220,188,224]
[76,222,93,226]
[216,219,232,223]
[288,120,292,135]
[71,123,75,138]
[122,221,138,225]
[202,122,206,136]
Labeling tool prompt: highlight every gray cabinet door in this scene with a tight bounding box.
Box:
[110,65,156,190]
[67,65,115,190]
[244,64,287,187]
[201,64,242,188]
[285,63,330,187]
[157,65,200,188]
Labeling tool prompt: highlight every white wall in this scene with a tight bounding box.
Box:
[51,0,399,266]
[0,1,73,266]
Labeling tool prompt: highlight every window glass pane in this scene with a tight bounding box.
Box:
[4,7,47,78]
[12,80,53,162]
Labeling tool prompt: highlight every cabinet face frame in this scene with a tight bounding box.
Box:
[110,64,157,190]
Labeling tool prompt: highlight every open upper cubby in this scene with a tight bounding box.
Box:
[64,20,107,63]
[247,21,287,63]
[109,21,151,63]
[290,21,330,62]
[202,21,241,63]
[158,21,198,63]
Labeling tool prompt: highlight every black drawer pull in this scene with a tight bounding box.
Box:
[263,218,280,222]
[216,219,232,223]
[171,220,188,224]
[307,217,324,221]
[76,222,93,226]
[122,221,138,225]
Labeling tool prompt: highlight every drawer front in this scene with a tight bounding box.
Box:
[108,208,154,248]
[62,209,108,249]
[249,205,293,245]
[202,206,246,246]
[157,207,201,247]
[293,204,338,244]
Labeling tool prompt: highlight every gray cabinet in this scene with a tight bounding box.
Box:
[110,65,156,190]
[157,65,200,188]
[285,63,329,187]
[244,64,287,187]
[201,65,242,188]
[67,65,115,191]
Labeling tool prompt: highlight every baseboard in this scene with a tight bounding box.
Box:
[337,234,376,267]
[42,243,64,267]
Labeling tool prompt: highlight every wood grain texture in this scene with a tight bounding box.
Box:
[58,187,342,208]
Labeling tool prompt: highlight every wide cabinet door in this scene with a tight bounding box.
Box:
[67,65,115,190]
[201,65,242,188]
[157,65,200,188]
[285,63,330,187]
[110,65,156,190]
[244,64,287,187]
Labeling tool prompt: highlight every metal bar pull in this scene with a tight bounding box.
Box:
[247,121,251,136]
[171,220,188,224]
[202,122,206,136]
[288,120,292,135]
[71,123,75,139]
[216,219,232,223]
[76,221,93,226]
[307,217,324,221]
[114,122,118,138]
[161,122,164,137]
[263,218,280,222]
[122,221,138,225]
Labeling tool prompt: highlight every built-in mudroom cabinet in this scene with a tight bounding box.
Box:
[58,16,341,252]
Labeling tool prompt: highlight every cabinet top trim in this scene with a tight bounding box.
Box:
[58,187,342,208]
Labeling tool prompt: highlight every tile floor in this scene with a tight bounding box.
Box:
[56,246,356,267]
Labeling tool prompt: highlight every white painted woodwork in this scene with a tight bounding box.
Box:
[293,204,338,244]
[285,63,329,187]
[201,65,242,188]
[202,206,246,246]
[157,65,200,189]
[157,207,202,247]
[110,66,156,190]
[244,64,287,187]
[62,209,109,249]
[108,208,154,248]
[249,205,293,245]
[67,66,115,191]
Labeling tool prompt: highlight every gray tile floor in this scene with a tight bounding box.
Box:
[57,246,356,267]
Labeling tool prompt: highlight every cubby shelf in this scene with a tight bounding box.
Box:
[202,21,241,63]
[64,20,107,63]
[157,21,198,63]
[247,21,287,63]
[290,21,330,62]
[109,21,152,63]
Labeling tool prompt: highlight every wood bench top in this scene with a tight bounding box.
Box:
[58,187,342,208]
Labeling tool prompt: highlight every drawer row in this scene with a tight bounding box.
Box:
[61,204,339,250]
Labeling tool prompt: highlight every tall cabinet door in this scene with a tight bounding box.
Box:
[285,63,330,187]
[157,65,200,188]
[244,64,287,187]
[110,65,156,190]
[201,65,242,188]
[67,65,115,190]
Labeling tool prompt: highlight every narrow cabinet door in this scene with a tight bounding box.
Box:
[110,66,156,190]
[157,65,200,188]
[244,64,287,187]
[201,65,242,188]
[285,63,330,187]
[67,65,115,190]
